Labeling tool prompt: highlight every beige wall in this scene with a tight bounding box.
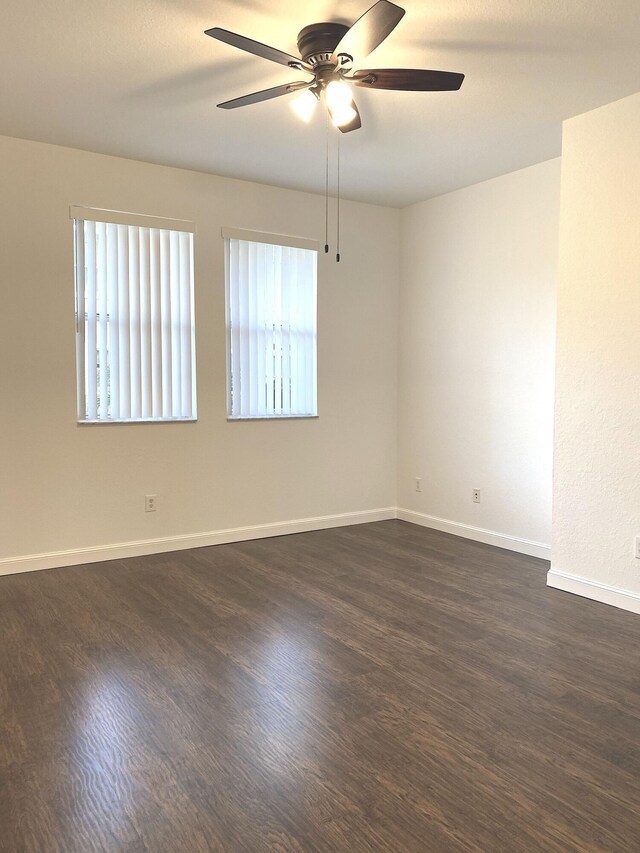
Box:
[549,92,640,613]
[0,136,400,570]
[397,160,561,556]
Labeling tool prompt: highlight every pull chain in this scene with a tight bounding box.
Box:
[324,105,329,254]
[336,132,341,263]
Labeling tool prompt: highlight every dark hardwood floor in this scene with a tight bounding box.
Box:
[1,520,640,852]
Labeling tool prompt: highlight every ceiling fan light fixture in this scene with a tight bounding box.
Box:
[325,80,353,110]
[325,79,356,128]
[329,102,358,128]
[290,88,319,122]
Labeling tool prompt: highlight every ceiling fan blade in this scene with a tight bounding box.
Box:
[218,81,312,110]
[338,101,362,133]
[331,1,405,65]
[205,27,312,73]
[351,68,464,91]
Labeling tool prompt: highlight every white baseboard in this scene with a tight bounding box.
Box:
[0,506,551,577]
[547,568,640,615]
[0,507,397,577]
[396,508,551,560]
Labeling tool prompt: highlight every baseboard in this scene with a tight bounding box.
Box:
[0,507,397,577]
[396,508,551,560]
[0,506,552,577]
[547,568,640,615]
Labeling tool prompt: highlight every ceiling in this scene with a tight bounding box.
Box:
[2,1,640,207]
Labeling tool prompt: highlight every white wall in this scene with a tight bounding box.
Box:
[397,160,561,557]
[0,135,399,572]
[549,92,640,613]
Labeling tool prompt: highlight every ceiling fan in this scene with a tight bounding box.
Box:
[205,0,464,133]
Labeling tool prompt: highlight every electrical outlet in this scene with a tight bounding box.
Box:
[415,477,422,493]
[472,489,481,504]
[635,536,640,559]
[145,494,157,513]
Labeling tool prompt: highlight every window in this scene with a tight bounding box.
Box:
[72,207,196,422]
[223,228,318,420]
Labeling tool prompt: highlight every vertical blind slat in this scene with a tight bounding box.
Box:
[300,249,309,416]
[273,245,283,414]
[106,223,119,420]
[238,241,250,418]
[85,221,98,420]
[179,232,193,418]
[282,246,294,415]
[149,228,162,418]
[117,225,131,418]
[74,221,86,420]
[139,227,152,419]
[256,244,267,417]
[229,239,241,418]
[248,242,259,417]
[97,222,108,419]
[169,230,181,419]
[159,229,172,418]
[290,247,301,416]
[128,226,142,419]
[188,234,197,418]
[308,251,318,415]
[264,243,275,414]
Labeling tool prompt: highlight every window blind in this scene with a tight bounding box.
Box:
[73,210,196,422]
[224,233,317,419]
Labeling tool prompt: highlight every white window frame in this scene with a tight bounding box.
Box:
[222,228,319,421]
[71,206,197,424]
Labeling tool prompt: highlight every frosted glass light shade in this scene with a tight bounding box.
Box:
[325,80,356,127]
[290,89,318,122]
[326,81,352,109]
[329,103,357,127]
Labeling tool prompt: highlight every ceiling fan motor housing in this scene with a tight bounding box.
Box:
[297,23,349,68]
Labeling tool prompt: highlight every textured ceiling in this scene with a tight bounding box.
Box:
[2,1,640,206]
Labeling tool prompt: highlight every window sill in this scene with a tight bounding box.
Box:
[78,418,197,425]
[227,415,318,422]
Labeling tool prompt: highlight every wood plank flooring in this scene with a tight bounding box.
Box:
[1,520,640,852]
